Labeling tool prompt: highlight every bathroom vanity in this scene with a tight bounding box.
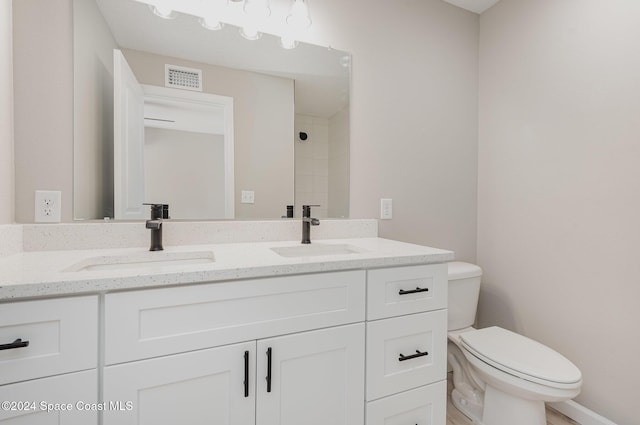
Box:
[0,231,453,425]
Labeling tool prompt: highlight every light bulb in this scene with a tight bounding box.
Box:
[286,0,311,29]
[280,36,298,50]
[149,1,175,19]
[244,0,271,17]
[200,16,223,31]
[240,25,262,40]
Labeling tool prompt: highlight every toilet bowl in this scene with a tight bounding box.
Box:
[447,262,582,425]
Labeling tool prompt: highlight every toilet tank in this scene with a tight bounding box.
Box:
[448,262,482,331]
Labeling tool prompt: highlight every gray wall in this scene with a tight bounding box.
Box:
[477,1,640,424]
[305,0,480,261]
[0,0,13,224]
[328,107,350,218]
[13,0,74,222]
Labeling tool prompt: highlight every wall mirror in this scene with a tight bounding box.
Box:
[73,0,350,221]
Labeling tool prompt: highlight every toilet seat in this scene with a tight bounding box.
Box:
[460,327,582,389]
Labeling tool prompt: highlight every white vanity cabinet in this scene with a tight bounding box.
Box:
[104,341,257,425]
[365,264,448,425]
[103,324,364,425]
[0,257,449,425]
[0,296,99,424]
[102,271,366,425]
[256,323,364,425]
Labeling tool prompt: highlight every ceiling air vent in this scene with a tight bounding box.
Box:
[165,64,203,91]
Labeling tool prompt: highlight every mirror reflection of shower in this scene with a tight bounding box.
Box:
[294,110,350,219]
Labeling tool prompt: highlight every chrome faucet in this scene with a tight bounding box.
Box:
[301,205,320,244]
[144,203,169,251]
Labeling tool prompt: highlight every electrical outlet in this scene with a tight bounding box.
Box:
[35,190,62,223]
[241,190,255,204]
[380,198,393,220]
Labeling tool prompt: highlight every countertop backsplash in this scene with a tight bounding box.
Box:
[4,219,378,253]
[0,224,23,257]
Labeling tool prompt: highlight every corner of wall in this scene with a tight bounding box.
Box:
[0,0,14,225]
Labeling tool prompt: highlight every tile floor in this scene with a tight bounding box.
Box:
[446,373,579,425]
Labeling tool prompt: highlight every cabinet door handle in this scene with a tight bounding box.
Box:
[0,338,29,351]
[244,350,249,398]
[398,287,429,295]
[398,350,429,362]
[266,347,272,393]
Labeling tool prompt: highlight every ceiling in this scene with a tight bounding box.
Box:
[94,0,350,118]
[441,0,501,14]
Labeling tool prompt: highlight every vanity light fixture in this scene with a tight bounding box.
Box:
[142,0,313,49]
[199,1,224,31]
[149,0,175,19]
[280,34,298,50]
[240,24,263,40]
[240,0,270,40]
[286,0,311,29]
[243,0,271,17]
[200,16,223,30]
[278,0,310,50]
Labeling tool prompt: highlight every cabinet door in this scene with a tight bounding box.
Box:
[366,381,446,425]
[103,342,255,425]
[256,324,365,425]
[0,370,97,425]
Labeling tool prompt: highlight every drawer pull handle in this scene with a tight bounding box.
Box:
[398,287,429,295]
[266,347,272,393]
[0,338,29,351]
[398,350,429,362]
[244,350,250,398]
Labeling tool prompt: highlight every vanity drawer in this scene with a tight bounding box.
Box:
[365,381,446,425]
[0,296,98,385]
[105,270,366,364]
[366,310,447,401]
[367,264,447,320]
[0,369,98,424]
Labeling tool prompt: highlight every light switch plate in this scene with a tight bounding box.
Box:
[380,198,392,220]
[241,190,255,204]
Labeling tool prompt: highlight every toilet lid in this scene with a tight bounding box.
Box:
[460,327,582,385]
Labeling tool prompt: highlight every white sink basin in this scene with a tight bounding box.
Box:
[270,244,366,258]
[65,251,215,272]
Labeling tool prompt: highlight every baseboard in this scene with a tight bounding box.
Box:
[549,400,618,425]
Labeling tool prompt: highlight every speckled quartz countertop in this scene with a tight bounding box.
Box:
[0,238,454,301]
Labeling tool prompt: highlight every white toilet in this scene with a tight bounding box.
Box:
[447,262,582,425]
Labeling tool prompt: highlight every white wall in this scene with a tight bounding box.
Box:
[0,0,13,224]
[144,128,226,220]
[477,1,640,424]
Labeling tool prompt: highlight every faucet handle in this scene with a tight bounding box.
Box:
[302,204,320,218]
[144,203,170,219]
